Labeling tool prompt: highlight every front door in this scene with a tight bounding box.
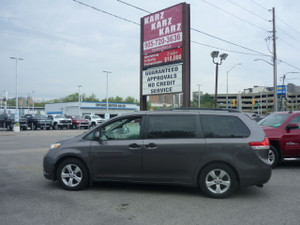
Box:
[90,116,143,181]
[282,115,300,157]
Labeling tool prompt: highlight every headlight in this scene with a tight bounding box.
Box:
[50,143,61,149]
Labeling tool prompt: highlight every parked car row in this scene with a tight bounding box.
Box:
[0,113,105,131]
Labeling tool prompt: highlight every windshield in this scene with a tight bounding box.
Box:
[258,114,290,127]
[73,116,82,119]
[33,114,47,119]
[92,115,101,119]
[54,115,63,118]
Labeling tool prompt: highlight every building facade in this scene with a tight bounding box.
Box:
[195,84,300,114]
[45,101,139,119]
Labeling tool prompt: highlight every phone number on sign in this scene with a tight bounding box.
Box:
[144,33,182,50]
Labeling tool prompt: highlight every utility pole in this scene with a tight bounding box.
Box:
[272,7,278,112]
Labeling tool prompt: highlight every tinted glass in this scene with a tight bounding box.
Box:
[201,115,250,138]
[147,115,196,139]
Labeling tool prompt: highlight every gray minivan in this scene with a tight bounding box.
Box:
[43,109,272,198]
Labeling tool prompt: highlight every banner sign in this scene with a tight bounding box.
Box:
[277,85,286,95]
[143,47,183,67]
[143,4,183,55]
[142,63,182,95]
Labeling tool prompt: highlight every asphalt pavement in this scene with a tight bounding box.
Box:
[0,130,300,225]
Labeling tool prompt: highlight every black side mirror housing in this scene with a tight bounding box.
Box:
[286,123,299,131]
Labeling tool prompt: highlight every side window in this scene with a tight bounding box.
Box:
[147,115,197,139]
[201,115,250,138]
[289,115,300,128]
[100,117,141,140]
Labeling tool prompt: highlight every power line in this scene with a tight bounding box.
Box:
[116,0,270,57]
[117,0,151,14]
[199,0,268,32]
[73,0,300,71]
[192,41,270,56]
[277,26,300,45]
[279,59,300,71]
[72,0,140,25]
[226,0,268,22]
[191,28,270,57]
[277,16,300,36]
[278,37,300,53]
[247,0,269,11]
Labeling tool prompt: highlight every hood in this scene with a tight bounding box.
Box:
[73,119,88,122]
[261,126,282,139]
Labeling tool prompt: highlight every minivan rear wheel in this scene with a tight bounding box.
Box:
[57,158,88,191]
[199,163,238,198]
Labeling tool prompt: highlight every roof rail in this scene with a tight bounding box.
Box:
[158,108,241,113]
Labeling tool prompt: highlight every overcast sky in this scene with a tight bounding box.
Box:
[1,0,300,102]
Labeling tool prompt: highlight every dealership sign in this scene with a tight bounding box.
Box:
[143,4,183,55]
[140,3,190,110]
[143,63,182,95]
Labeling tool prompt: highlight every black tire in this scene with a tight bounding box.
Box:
[268,146,279,168]
[32,123,37,130]
[53,123,58,130]
[72,124,77,129]
[56,158,88,191]
[199,163,238,198]
[7,124,12,131]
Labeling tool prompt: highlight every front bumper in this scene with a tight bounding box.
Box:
[43,153,56,180]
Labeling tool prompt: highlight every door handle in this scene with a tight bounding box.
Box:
[129,143,141,149]
[145,143,157,150]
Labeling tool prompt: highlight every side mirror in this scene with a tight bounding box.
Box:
[286,123,299,131]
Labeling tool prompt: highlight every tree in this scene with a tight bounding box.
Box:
[200,93,215,108]
[83,93,99,102]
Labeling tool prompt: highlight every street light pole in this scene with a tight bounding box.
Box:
[32,91,35,112]
[103,71,112,118]
[10,56,23,132]
[196,84,201,108]
[211,51,228,108]
[78,85,82,114]
[226,63,242,108]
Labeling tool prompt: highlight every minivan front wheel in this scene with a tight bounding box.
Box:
[199,163,238,198]
[57,158,88,191]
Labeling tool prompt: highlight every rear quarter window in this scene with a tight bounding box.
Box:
[201,115,250,138]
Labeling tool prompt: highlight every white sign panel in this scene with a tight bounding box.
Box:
[143,63,182,95]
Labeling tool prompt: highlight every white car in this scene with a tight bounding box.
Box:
[83,115,105,127]
[47,114,72,130]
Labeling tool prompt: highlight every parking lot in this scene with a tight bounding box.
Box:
[0,130,300,225]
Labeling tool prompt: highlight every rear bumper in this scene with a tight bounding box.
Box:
[239,164,272,187]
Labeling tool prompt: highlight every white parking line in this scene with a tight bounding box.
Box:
[0,147,48,154]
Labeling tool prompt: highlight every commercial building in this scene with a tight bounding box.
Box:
[192,84,300,114]
[45,101,139,119]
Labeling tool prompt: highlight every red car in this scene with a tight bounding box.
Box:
[258,111,300,167]
[65,115,89,129]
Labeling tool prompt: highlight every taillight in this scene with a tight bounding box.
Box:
[249,137,269,150]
